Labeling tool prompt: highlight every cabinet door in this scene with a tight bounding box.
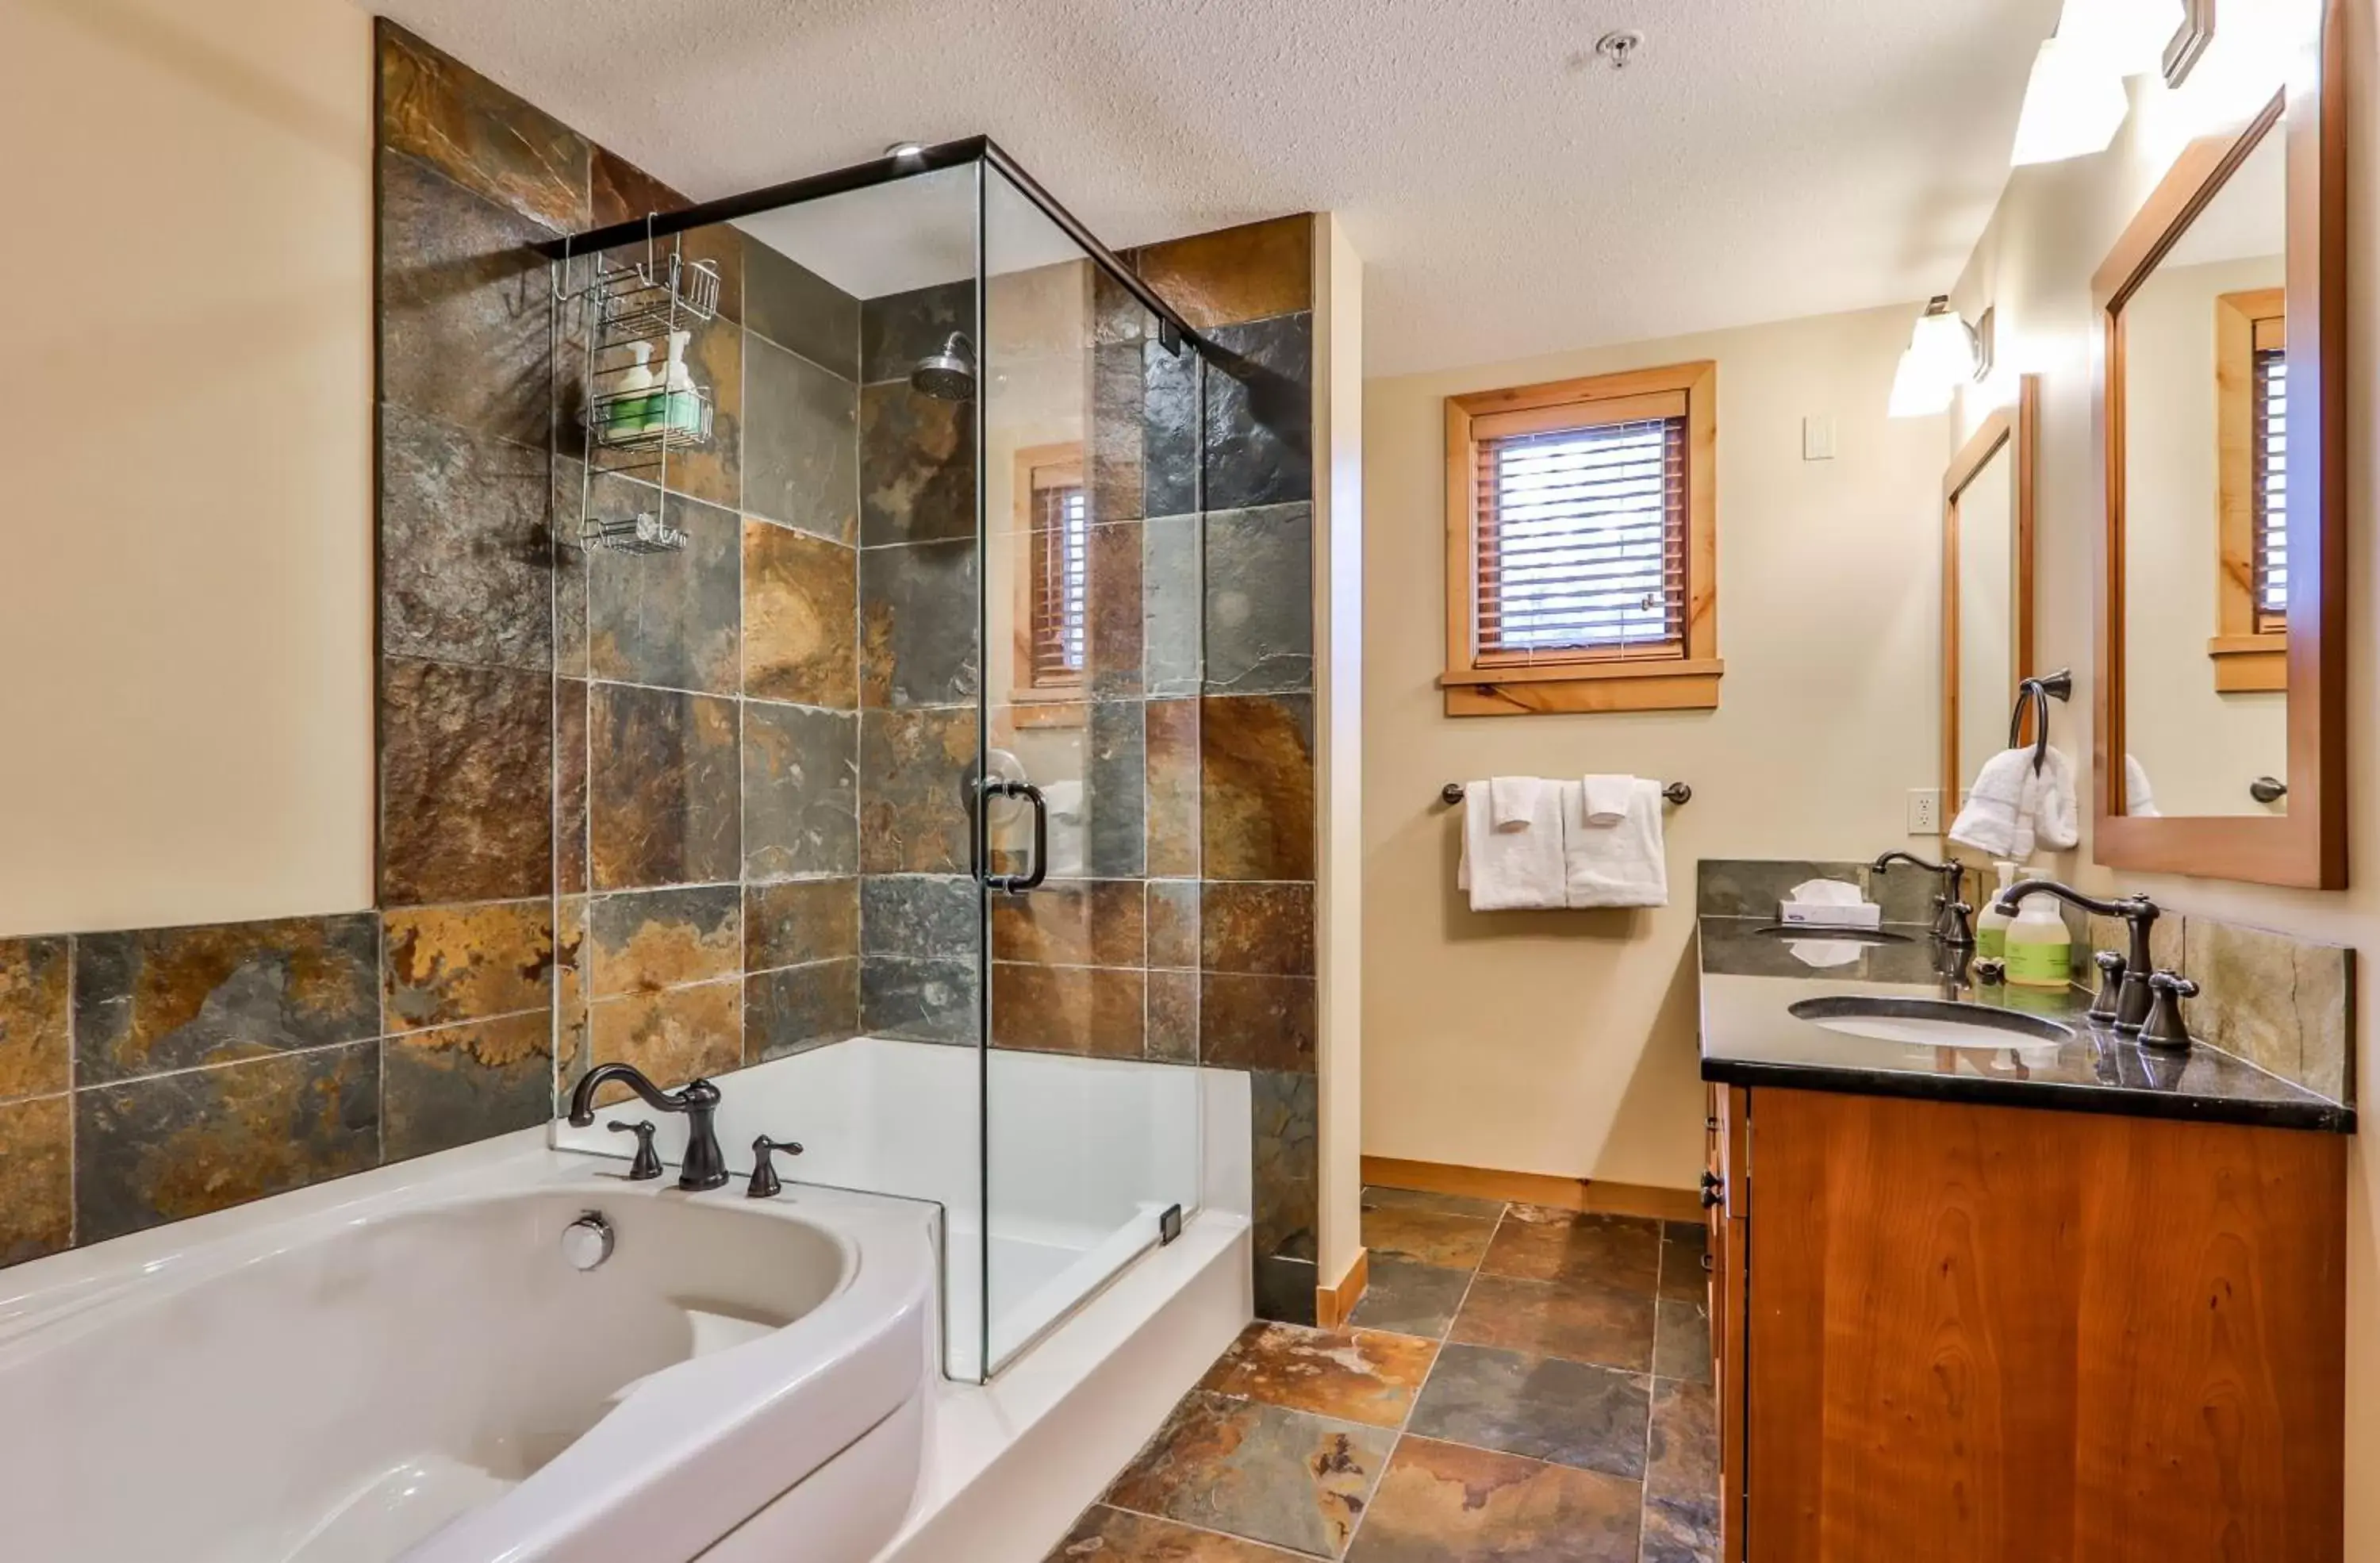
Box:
[1744,1086,2344,1563]
[1709,1084,1749,1562]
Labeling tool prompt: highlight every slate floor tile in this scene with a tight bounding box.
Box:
[1342,1437,1641,1563]
[1479,1205,1661,1294]
[1359,1205,1497,1271]
[1449,1273,1657,1373]
[1198,1322,1440,1430]
[1103,1390,1392,1558]
[1653,1299,1713,1384]
[1347,1258,1475,1340]
[1404,1342,1651,1479]
[1359,1185,1508,1221]
[1049,1506,1307,1562]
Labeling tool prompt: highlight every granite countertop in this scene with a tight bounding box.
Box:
[1696,916,2355,1133]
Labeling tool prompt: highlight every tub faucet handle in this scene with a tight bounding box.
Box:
[608,1119,663,1181]
[747,1135,804,1199]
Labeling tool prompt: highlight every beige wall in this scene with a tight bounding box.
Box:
[1315,215,1365,1288]
[1948,8,2376,1547]
[1361,304,1944,1190]
[0,0,375,938]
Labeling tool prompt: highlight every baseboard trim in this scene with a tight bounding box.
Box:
[1361,1155,1702,1223]
[1315,1247,1368,1329]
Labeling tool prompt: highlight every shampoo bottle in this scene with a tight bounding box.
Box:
[609,341,657,437]
[663,330,700,436]
[2004,893,2073,988]
[1974,860,2020,959]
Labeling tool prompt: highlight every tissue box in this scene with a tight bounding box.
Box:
[1777,899,1883,930]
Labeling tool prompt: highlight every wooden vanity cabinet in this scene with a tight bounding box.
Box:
[1706,1085,2346,1563]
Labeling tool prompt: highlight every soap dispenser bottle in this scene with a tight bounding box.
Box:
[2004,893,2073,988]
[1974,860,2020,959]
[662,329,701,436]
[609,341,657,438]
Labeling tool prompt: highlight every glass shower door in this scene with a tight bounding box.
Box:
[975,167,1204,1374]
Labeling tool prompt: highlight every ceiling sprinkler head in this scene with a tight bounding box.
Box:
[1594,29,1645,69]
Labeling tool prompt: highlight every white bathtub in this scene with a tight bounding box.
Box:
[0,1137,936,1563]
[552,1037,1203,1377]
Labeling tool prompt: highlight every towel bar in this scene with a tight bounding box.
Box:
[1440,780,1691,808]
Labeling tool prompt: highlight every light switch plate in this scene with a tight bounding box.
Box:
[1802,415,1837,461]
[1907,788,1942,835]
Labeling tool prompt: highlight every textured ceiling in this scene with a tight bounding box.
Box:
[368,0,2060,375]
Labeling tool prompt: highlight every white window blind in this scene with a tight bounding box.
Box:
[1030,480,1088,686]
[1473,401,1687,662]
[2252,344,2287,631]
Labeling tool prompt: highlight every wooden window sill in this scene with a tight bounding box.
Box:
[2208,635,2286,693]
[1441,658,1724,716]
[1010,698,1087,729]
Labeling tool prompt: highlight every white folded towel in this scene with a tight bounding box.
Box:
[2125,754,2161,817]
[1459,780,1566,910]
[1579,774,1636,826]
[1488,776,1544,830]
[2031,746,2080,850]
[1559,778,1668,908]
[1948,747,2036,858]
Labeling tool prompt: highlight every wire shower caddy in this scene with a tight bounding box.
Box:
[553,230,722,554]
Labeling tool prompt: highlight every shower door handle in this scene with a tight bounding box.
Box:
[980,778,1048,893]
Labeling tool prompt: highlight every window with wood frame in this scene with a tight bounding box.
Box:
[2211,288,2286,693]
[1441,360,1720,715]
[1012,444,1088,720]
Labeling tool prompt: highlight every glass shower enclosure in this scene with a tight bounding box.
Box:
[547,141,1207,1381]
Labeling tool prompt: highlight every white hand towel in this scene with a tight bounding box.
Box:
[1580,774,1636,826]
[1560,778,1668,908]
[1948,747,2036,859]
[1459,781,1566,911]
[2031,746,2079,851]
[1488,776,1545,830]
[2125,754,2162,817]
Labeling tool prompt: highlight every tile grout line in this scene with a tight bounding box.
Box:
[1639,1221,1665,1563]
[1334,1197,1506,1561]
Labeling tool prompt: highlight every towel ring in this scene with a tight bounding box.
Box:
[1440,781,1691,808]
[2007,668,2074,775]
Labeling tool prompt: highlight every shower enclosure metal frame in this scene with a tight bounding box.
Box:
[532,136,1204,355]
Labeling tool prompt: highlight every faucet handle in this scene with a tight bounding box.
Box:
[2088,950,2127,1021]
[607,1119,663,1181]
[747,1134,804,1199]
[1940,901,1975,948]
[2139,970,2199,1051]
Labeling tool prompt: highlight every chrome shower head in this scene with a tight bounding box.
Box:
[909,332,976,401]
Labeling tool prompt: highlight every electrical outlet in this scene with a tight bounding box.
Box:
[1907,788,1942,835]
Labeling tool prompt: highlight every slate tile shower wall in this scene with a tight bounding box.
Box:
[1134,217,1322,1326]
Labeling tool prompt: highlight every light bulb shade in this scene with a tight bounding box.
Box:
[2057,0,2186,77]
[1888,346,1954,418]
[2011,36,2130,165]
[1910,305,1980,385]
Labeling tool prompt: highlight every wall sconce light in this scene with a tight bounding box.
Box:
[2010,33,2131,165]
[1888,297,1981,419]
[2163,0,2217,85]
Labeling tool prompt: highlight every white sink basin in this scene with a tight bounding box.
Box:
[1789,995,2072,1050]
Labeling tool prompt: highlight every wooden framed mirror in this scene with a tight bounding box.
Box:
[2091,7,2344,889]
[1943,374,2039,809]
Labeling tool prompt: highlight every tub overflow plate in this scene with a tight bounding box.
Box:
[562,1211,615,1272]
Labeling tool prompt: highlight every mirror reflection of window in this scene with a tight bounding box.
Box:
[2118,123,2288,816]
